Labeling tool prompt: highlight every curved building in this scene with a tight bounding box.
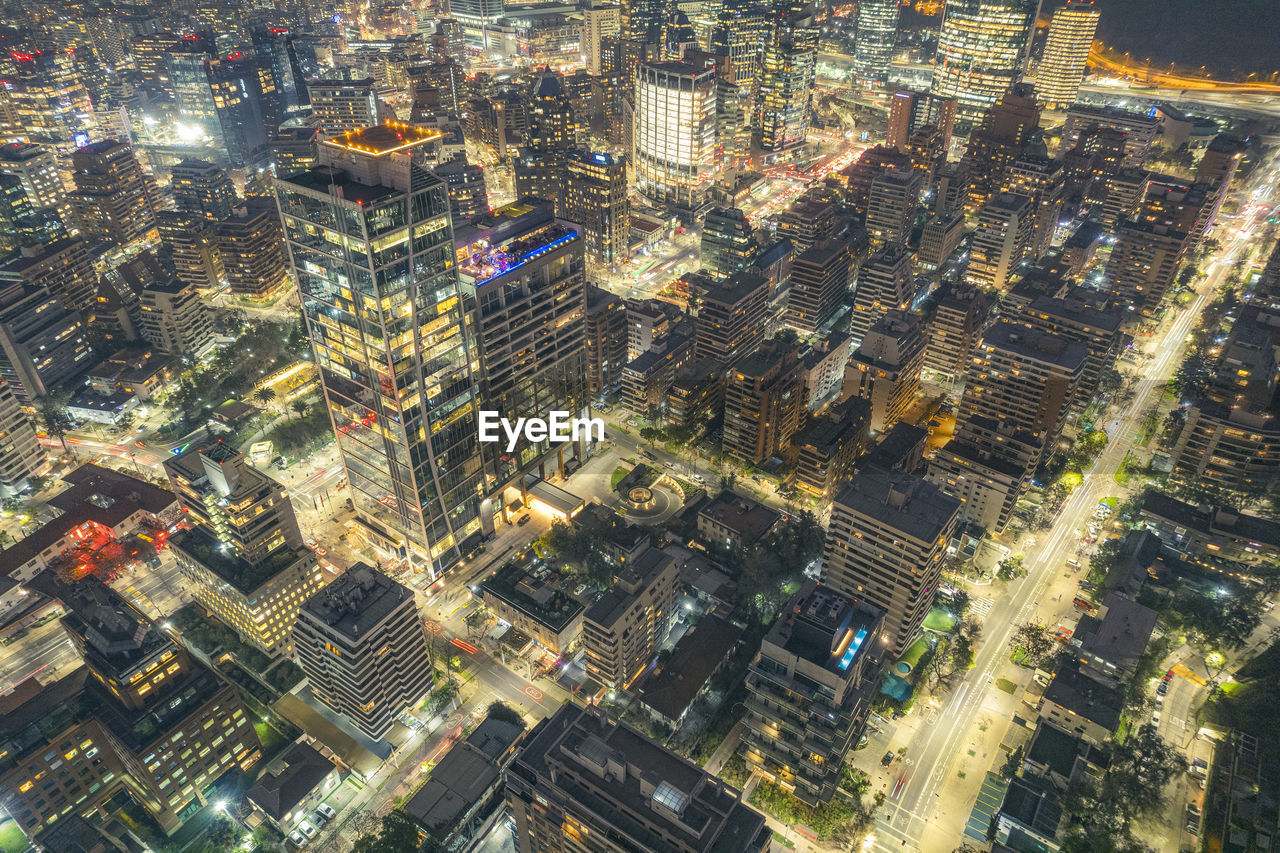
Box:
[634,61,717,220]
[851,0,901,86]
[930,0,1038,130]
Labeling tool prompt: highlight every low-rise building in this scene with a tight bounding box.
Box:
[245,742,341,834]
[402,715,526,850]
[480,561,585,655]
[697,493,781,550]
[1022,720,1107,792]
[1139,492,1280,572]
[638,615,743,728]
[1072,592,1157,687]
[1039,663,1123,746]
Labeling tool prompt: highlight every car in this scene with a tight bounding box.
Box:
[316,803,336,819]
[1151,711,1161,725]
[313,809,329,825]
[641,450,656,460]
[1186,823,1199,836]
[881,751,894,767]
[517,514,531,526]
[289,831,307,847]
[574,583,588,596]
[663,461,675,470]
[1157,682,1169,694]
[692,474,705,484]
[1155,693,1164,704]
[299,821,318,839]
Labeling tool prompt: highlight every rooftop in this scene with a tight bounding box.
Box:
[863,422,928,473]
[766,580,884,677]
[1042,663,1124,732]
[171,527,312,595]
[401,716,524,834]
[300,564,413,640]
[585,547,676,629]
[480,560,584,633]
[638,615,743,722]
[1140,492,1280,548]
[697,493,781,545]
[1077,592,1158,669]
[245,742,338,821]
[833,466,960,545]
[512,703,769,853]
[980,320,1089,373]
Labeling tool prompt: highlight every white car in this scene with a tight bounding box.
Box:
[299,820,318,839]
[316,803,336,819]
[289,830,308,847]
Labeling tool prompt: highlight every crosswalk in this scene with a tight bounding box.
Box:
[970,597,995,619]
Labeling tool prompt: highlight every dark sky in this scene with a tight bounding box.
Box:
[1058,0,1280,78]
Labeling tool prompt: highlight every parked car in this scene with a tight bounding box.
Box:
[316,803,336,819]
[517,514,531,526]
[299,821,318,839]
[289,831,307,847]
[881,751,894,767]
[313,809,329,825]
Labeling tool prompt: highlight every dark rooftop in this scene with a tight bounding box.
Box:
[245,742,337,821]
[300,564,413,640]
[697,493,781,545]
[638,615,743,722]
[170,527,312,595]
[480,560,584,634]
[1043,664,1124,732]
[510,703,769,853]
[833,466,960,545]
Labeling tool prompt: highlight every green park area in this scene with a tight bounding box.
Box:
[923,605,957,633]
[0,820,28,853]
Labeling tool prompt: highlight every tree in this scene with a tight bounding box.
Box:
[1009,622,1055,667]
[950,618,981,672]
[949,589,971,619]
[291,399,309,419]
[1000,745,1024,779]
[253,386,277,410]
[486,700,524,726]
[41,397,73,455]
[1101,725,1185,826]
[996,554,1027,582]
[352,811,423,853]
[1173,351,1212,399]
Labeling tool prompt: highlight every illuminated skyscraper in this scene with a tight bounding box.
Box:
[1036,0,1100,110]
[276,124,485,574]
[851,0,900,86]
[170,158,237,221]
[622,0,667,44]
[564,151,629,266]
[755,8,818,152]
[634,61,717,220]
[930,0,1038,129]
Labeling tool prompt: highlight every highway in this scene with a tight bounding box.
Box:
[869,146,1280,853]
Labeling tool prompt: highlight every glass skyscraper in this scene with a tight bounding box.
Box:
[930,0,1039,129]
[851,0,901,86]
[275,124,485,575]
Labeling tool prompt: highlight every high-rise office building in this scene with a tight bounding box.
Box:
[822,466,960,655]
[170,158,237,221]
[69,140,161,247]
[787,242,849,333]
[582,2,621,74]
[865,168,922,248]
[216,200,290,299]
[844,310,927,433]
[158,210,225,292]
[585,283,629,395]
[634,61,717,220]
[293,565,434,740]
[434,156,491,223]
[1004,156,1066,260]
[700,206,758,279]
[850,243,913,346]
[1036,0,1100,110]
[306,78,379,133]
[2,49,92,143]
[505,703,771,853]
[926,415,1041,531]
[925,283,992,379]
[454,201,589,491]
[966,192,1035,291]
[622,0,667,44]
[277,123,486,574]
[453,0,507,53]
[723,335,806,463]
[885,90,958,151]
[711,1,769,96]
[0,279,93,401]
[0,377,45,495]
[743,580,885,804]
[930,0,1039,129]
[755,9,817,152]
[164,442,323,655]
[696,271,769,366]
[582,546,678,690]
[0,578,261,837]
[564,151,629,266]
[851,0,900,86]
